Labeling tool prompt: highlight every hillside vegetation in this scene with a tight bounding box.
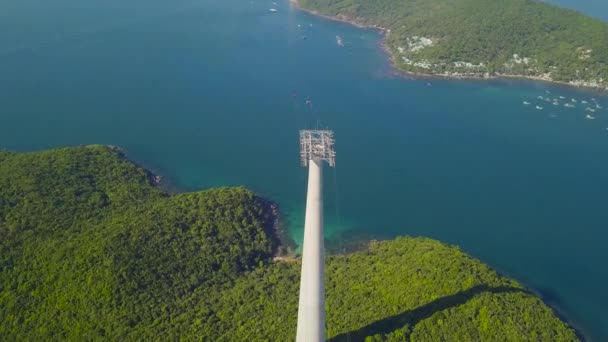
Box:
[297,0,608,90]
[0,146,578,340]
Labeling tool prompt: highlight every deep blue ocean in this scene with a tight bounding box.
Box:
[1,0,607,340]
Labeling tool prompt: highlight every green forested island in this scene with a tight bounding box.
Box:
[0,146,579,340]
[296,0,608,90]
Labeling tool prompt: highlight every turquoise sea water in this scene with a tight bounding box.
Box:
[1,0,607,340]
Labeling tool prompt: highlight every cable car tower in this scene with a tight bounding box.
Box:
[296,130,335,342]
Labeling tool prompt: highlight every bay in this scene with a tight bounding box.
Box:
[0,0,607,340]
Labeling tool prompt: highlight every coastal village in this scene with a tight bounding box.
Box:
[391,35,607,91]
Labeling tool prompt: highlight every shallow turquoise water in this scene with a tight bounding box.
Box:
[1,0,608,340]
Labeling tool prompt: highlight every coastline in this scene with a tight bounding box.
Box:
[290,0,607,92]
[57,144,585,340]
[255,195,298,258]
[109,144,297,258]
[289,0,384,31]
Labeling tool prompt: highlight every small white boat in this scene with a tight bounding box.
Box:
[536,105,543,110]
[553,102,559,106]
[559,96,566,99]
[523,101,531,105]
[582,100,588,104]
[571,99,577,103]
[336,35,344,47]
[564,103,575,108]
[269,8,278,12]
[586,114,595,120]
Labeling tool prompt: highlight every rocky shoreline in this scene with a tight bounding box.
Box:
[108,144,296,258]
[107,144,164,186]
[290,0,607,92]
[256,196,298,258]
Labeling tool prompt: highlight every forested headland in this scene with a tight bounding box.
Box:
[0,146,579,340]
[295,0,608,91]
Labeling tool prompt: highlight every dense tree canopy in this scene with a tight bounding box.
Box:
[0,146,578,340]
[0,146,276,340]
[298,0,608,88]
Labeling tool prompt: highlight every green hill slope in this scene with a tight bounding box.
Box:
[296,0,608,90]
[0,146,579,340]
[0,146,277,339]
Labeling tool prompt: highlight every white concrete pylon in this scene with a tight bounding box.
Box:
[296,158,325,342]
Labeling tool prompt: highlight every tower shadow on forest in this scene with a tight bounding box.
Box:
[328,285,530,342]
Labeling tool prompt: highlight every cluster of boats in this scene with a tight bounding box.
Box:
[523,92,604,120]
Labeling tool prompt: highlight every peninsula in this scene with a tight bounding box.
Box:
[294,0,608,91]
[0,146,579,340]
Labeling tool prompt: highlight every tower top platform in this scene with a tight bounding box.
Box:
[300,130,336,167]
